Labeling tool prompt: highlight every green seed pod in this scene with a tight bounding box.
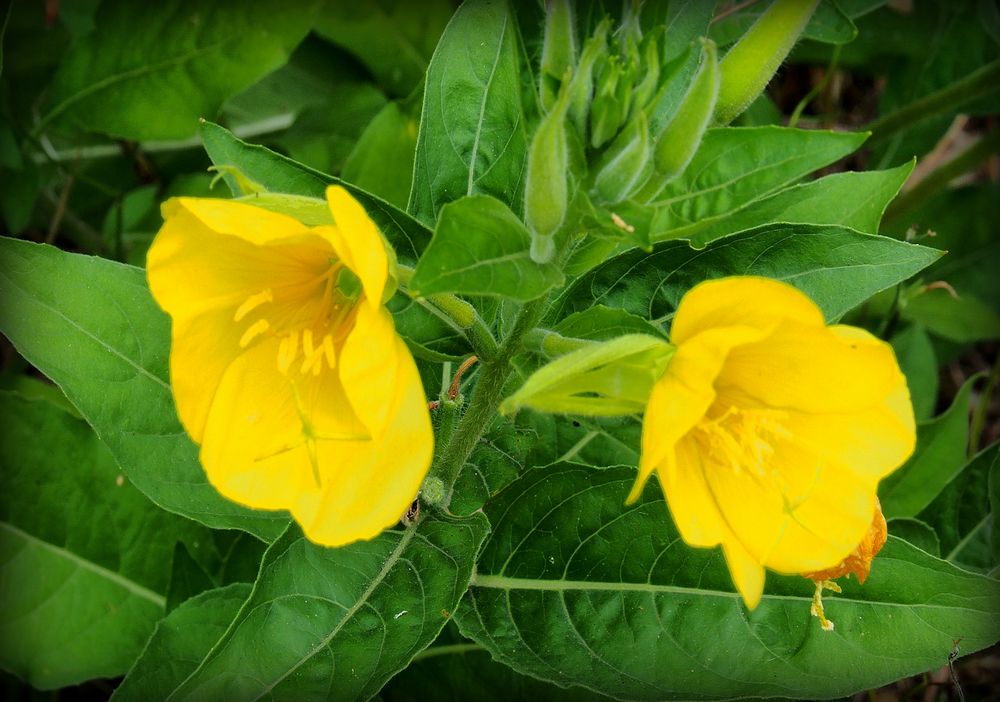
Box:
[540,0,577,112]
[652,39,718,181]
[715,0,820,125]
[592,110,651,204]
[525,89,571,264]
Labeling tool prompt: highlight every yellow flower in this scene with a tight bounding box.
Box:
[630,276,914,608]
[146,186,433,546]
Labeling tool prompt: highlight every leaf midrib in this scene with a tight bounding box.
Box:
[469,572,989,612]
[1,522,166,608]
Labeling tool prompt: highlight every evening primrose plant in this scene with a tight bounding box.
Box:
[1,1,998,701]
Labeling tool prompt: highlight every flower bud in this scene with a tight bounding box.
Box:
[592,111,651,204]
[651,39,718,182]
[715,0,820,125]
[567,19,610,139]
[540,0,577,113]
[525,88,571,263]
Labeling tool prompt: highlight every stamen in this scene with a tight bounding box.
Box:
[233,288,273,322]
[239,319,271,348]
[810,579,841,631]
[322,334,337,370]
[277,332,299,374]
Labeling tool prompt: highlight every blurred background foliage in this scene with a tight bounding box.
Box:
[1,0,998,700]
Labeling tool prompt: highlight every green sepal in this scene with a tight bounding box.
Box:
[234,192,334,226]
[501,334,674,417]
[591,110,651,204]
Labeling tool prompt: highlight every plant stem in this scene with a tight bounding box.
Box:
[435,297,548,501]
[787,45,840,129]
[395,265,499,360]
[969,354,1000,457]
[866,59,1000,145]
[883,127,1000,226]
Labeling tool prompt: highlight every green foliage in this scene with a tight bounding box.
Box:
[3,1,999,699]
[456,464,1000,700]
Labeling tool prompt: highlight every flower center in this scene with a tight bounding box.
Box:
[690,405,790,477]
[232,260,360,377]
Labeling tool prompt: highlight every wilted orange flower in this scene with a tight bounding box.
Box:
[631,277,915,608]
[146,186,433,546]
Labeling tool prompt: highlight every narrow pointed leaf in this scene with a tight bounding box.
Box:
[553,224,941,325]
[411,195,563,300]
[409,0,527,225]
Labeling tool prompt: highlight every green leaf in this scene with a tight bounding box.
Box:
[635,126,867,244]
[411,195,564,300]
[0,393,214,689]
[554,224,942,326]
[379,623,612,702]
[554,306,665,342]
[409,0,528,226]
[456,464,1000,700]
[342,100,420,210]
[314,0,453,97]
[43,0,319,140]
[686,161,913,248]
[199,120,431,265]
[880,375,977,520]
[890,323,938,421]
[0,236,287,540]
[111,583,252,702]
[116,515,488,702]
[887,518,940,557]
[991,447,1000,565]
[919,441,999,570]
[901,288,1000,343]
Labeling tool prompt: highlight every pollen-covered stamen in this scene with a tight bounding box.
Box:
[692,406,791,477]
[233,288,274,322]
[277,332,299,374]
[299,329,338,376]
[239,319,271,348]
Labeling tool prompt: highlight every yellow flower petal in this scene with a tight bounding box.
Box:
[637,275,917,610]
[292,328,434,545]
[339,303,408,437]
[670,276,824,345]
[717,321,902,414]
[322,186,389,308]
[164,197,307,245]
[632,325,767,503]
[722,540,765,610]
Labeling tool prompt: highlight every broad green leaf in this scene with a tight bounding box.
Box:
[554,306,665,342]
[409,0,528,226]
[199,121,431,264]
[901,288,1000,343]
[919,441,999,570]
[711,0,861,47]
[636,127,868,243]
[410,195,563,300]
[111,583,252,702]
[456,464,1000,700]
[379,623,612,702]
[890,323,938,421]
[342,100,420,210]
[554,224,941,326]
[165,542,216,613]
[44,0,319,140]
[991,448,1000,565]
[0,393,213,689]
[880,375,976,520]
[686,162,913,248]
[0,374,80,418]
[314,0,452,97]
[887,518,940,557]
[0,237,287,540]
[118,515,488,702]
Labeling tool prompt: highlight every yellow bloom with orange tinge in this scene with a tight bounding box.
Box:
[631,277,915,609]
[146,186,433,546]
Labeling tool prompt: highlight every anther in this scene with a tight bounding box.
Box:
[233,289,274,322]
[239,319,271,348]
